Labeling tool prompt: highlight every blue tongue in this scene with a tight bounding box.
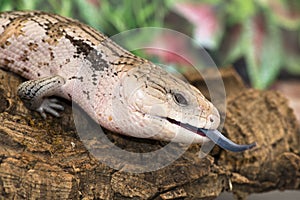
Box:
[200,129,256,152]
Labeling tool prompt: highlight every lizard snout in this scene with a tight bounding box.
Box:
[204,106,220,130]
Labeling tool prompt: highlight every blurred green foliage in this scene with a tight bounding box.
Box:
[0,0,172,35]
[0,0,173,59]
[225,0,255,25]
[217,0,300,89]
[0,0,299,89]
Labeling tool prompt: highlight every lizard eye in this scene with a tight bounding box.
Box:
[173,93,188,106]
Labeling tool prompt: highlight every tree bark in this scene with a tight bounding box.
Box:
[0,68,299,200]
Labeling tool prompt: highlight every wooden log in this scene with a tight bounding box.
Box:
[0,68,299,199]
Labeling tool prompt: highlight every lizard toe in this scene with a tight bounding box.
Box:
[36,98,64,118]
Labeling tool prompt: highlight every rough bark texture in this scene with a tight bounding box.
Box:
[0,68,299,200]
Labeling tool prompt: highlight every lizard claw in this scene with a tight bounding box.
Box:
[36,98,64,119]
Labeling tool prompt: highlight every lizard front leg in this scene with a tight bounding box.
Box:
[17,75,66,118]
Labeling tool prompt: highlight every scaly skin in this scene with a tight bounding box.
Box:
[0,11,220,144]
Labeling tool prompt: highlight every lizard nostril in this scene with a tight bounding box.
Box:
[209,107,220,127]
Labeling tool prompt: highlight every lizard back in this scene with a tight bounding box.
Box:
[0,10,142,80]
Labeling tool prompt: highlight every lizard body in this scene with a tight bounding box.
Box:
[0,11,256,151]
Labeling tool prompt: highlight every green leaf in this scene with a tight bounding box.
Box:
[221,25,245,64]
[244,15,282,89]
[59,0,72,17]
[0,0,14,11]
[285,54,300,75]
[259,0,300,30]
[20,0,38,10]
[226,0,256,25]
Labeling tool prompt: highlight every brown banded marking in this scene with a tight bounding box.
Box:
[65,34,94,57]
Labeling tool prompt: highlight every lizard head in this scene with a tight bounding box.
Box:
[108,63,220,144]
[93,62,256,151]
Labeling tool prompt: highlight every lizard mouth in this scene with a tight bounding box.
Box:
[166,117,206,137]
[165,117,256,152]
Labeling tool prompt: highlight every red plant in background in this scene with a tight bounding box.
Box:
[172,2,222,49]
[157,0,300,89]
[142,2,222,67]
[144,32,196,66]
[82,0,300,90]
